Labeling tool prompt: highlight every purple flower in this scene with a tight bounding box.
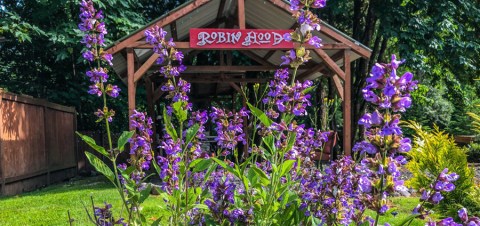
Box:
[88,84,102,96]
[459,208,468,222]
[383,84,396,97]
[431,192,443,204]
[398,138,412,152]
[86,68,108,83]
[106,84,120,98]
[312,0,327,8]
[289,0,301,10]
[308,36,322,48]
[353,141,378,155]
[83,50,94,61]
[129,110,153,171]
[210,107,249,151]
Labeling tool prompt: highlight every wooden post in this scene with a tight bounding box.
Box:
[343,50,352,156]
[238,0,245,29]
[145,76,157,149]
[73,109,78,174]
[43,105,50,186]
[0,94,4,195]
[127,48,136,128]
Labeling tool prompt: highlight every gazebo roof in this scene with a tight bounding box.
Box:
[105,0,371,155]
[106,0,371,85]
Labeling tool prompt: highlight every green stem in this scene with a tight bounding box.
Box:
[374,110,390,226]
[92,41,131,221]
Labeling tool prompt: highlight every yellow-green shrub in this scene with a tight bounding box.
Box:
[404,121,477,217]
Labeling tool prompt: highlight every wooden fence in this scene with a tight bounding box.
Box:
[0,90,77,195]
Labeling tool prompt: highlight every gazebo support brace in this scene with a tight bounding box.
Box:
[343,50,352,156]
[127,48,136,130]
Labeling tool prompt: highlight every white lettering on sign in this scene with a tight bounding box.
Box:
[197,31,242,46]
[196,31,285,47]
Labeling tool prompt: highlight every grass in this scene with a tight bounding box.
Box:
[0,176,163,225]
[0,176,429,225]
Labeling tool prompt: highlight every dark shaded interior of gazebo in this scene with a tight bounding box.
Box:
[105,0,372,156]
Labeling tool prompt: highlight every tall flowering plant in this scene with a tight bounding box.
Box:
[76,1,155,225]
[352,54,418,224]
[196,1,334,225]
[143,25,215,225]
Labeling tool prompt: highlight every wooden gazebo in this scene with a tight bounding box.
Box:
[105,0,371,156]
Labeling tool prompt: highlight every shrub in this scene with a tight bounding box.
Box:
[405,121,476,217]
[467,143,480,163]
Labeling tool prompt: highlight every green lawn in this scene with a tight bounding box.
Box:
[0,176,427,225]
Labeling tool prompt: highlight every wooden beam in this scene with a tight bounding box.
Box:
[144,76,157,149]
[313,48,346,80]
[332,74,344,100]
[343,50,352,156]
[263,50,276,60]
[298,51,345,80]
[105,0,211,55]
[320,24,371,59]
[238,0,245,29]
[229,82,242,93]
[185,78,267,83]
[169,65,306,73]
[134,53,159,83]
[127,48,136,121]
[267,0,371,58]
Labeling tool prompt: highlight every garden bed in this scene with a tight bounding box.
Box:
[0,176,428,225]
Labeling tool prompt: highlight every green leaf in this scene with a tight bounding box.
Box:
[190,203,209,210]
[163,106,178,140]
[120,166,135,180]
[250,166,270,186]
[302,85,316,94]
[76,132,109,158]
[283,132,297,155]
[151,217,163,226]
[247,103,272,127]
[139,184,152,203]
[397,214,420,226]
[280,160,296,177]
[211,158,237,177]
[190,158,212,172]
[185,124,200,148]
[262,135,276,156]
[173,101,188,122]
[85,152,115,184]
[117,130,135,152]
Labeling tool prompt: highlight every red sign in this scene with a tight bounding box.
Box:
[190,28,293,49]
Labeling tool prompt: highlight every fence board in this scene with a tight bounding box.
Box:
[0,90,76,195]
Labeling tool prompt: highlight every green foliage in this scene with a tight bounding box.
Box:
[0,177,428,225]
[467,143,480,163]
[405,121,477,217]
[405,85,454,130]
[467,103,480,135]
[0,12,46,43]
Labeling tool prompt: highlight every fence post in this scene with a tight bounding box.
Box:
[74,110,78,174]
[0,93,4,195]
[43,105,50,186]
